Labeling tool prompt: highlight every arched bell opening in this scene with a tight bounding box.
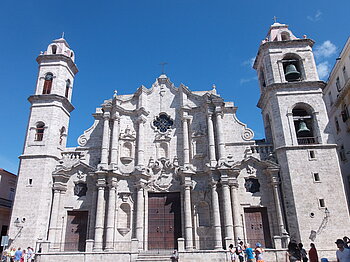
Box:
[282,54,303,82]
[292,106,318,145]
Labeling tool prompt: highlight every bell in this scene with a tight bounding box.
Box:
[285,64,300,81]
[297,121,310,134]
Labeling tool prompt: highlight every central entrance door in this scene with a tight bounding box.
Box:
[148,192,181,249]
[64,211,88,251]
[244,207,272,248]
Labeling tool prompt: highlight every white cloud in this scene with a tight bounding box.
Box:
[242,57,256,68]
[314,40,337,59]
[307,10,322,22]
[240,76,258,85]
[317,61,330,80]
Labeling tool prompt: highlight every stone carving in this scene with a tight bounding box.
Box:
[77,120,99,146]
[246,165,256,175]
[74,182,87,197]
[242,128,254,141]
[147,157,179,191]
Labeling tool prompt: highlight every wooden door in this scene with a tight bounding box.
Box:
[64,211,88,251]
[244,208,272,248]
[148,192,181,250]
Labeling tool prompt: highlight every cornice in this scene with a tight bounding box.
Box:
[28,94,75,113]
[36,54,78,75]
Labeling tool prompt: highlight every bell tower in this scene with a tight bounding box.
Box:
[9,37,78,248]
[254,22,350,248]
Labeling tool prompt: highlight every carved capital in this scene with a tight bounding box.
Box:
[96,177,106,188]
[103,111,111,120]
[108,176,118,189]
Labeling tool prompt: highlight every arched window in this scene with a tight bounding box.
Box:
[35,122,45,141]
[292,106,317,144]
[65,79,70,98]
[43,73,53,94]
[282,54,303,82]
[51,45,57,54]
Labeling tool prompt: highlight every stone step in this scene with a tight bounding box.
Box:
[136,253,173,262]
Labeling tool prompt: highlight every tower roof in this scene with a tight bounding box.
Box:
[263,22,298,44]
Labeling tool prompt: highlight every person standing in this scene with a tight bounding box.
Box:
[229,244,237,262]
[237,241,245,262]
[308,243,319,262]
[298,243,308,262]
[245,244,254,262]
[287,242,301,262]
[335,239,350,262]
[13,248,22,262]
[255,242,265,262]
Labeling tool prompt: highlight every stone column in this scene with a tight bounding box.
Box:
[215,110,225,161]
[207,113,217,166]
[182,115,190,165]
[48,187,62,249]
[135,183,145,249]
[144,189,149,251]
[94,177,106,251]
[110,113,120,168]
[183,181,193,250]
[230,176,244,244]
[269,170,287,236]
[287,112,298,146]
[100,112,111,168]
[221,175,234,242]
[105,177,117,251]
[210,179,222,249]
[136,117,146,168]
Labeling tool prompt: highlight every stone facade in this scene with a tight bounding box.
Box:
[0,168,17,252]
[8,23,350,261]
[322,37,350,207]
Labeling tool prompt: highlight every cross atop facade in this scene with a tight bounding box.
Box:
[273,16,278,23]
[159,62,168,74]
[62,32,65,39]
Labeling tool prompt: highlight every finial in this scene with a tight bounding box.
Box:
[212,84,216,89]
[61,32,65,39]
[159,62,168,74]
[113,90,118,98]
[273,16,278,23]
[303,35,307,39]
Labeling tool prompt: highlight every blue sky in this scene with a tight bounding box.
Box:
[0,0,349,174]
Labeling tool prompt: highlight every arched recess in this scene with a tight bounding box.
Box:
[282,53,304,82]
[51,45,57,54]
[281,31,290,41]
[158,142,168,159]
[291,103,320,145]
[117,203,131,236]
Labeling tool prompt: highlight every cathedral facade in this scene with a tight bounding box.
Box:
[8,23,350,261]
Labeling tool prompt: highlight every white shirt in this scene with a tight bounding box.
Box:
[336,248,350,262]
